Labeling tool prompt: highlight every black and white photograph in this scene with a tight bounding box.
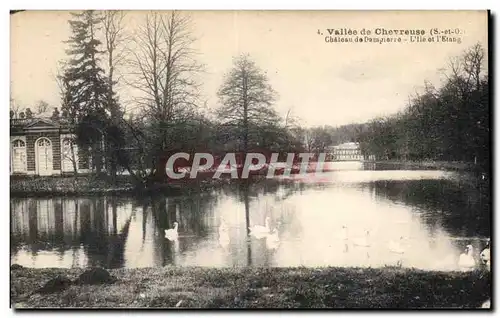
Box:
[9,9,491,309]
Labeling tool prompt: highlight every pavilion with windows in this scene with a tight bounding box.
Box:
[10,117,92,176]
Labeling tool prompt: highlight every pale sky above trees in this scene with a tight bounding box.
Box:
[10,10,488,127]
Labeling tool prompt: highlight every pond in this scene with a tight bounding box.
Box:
[10,162,490,270]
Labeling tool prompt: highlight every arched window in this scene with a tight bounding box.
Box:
[12,139,25,148]
[37,138,51,147]
[11,139,27,173]
[35,137,53,176]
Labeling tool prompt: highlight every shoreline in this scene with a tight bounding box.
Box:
[10,266,491,309]
[9,174,223,197]
[9,174,299,197]
[369,160,482,172]
[10,161,485,197]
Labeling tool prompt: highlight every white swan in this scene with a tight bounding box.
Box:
[164,222,179,241]
[388,236,406,254]
[219,229,230,248]
[353,230,370,247]
[266,227,280,250]
[458,244,476,270]
[219,218,228,236]
[481,299,491,309]
[249,217,271,239]
[172,238,180,253]
[480,241,490,268]
[218,219,230,248]
[339,225,349,241]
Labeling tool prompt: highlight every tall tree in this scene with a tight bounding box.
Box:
[128,11,203,179]
[102,10,128,179]
[61,10,111,173]
[54,63,78,175]
[217,54,280,153]
[102,10,127,120]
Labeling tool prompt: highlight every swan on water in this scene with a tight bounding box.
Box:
[172,237,180,253]
[481,299,491,309]
[353,230,370,247]
[164,222,179,241]
[340,225,349,241]
[266,227,280,250]
[219,229,230,248]
[218,219,230,248]
[219,218,228,235]
[249,217,271,238]
[388,236,406,254]
[480,240,490,268]
[458,244,476,270]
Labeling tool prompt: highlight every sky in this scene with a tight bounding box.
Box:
[10,10,488,127]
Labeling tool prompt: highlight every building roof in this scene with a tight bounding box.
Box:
[10,117,73,135]
[332,142,360,150]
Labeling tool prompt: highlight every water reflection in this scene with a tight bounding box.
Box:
[10,170,490,271]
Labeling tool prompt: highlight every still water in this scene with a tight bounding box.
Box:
[11,163,490,270]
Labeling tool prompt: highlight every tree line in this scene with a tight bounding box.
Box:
[356,43,489,171]
[10,11,490,184]
[53,11,308,185]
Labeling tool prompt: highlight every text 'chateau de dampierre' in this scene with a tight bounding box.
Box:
[322,27,463,44]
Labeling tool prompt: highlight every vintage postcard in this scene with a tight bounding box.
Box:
[10,10,490,309]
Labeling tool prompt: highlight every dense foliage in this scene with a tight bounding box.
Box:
[357,44,489,171]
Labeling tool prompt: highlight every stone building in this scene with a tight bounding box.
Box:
[328,142,376,161]
[10,117,91,176]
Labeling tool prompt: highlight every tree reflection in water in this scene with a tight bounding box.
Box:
[10,172,490,270]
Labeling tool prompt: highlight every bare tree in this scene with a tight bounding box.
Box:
[102,10,128,118]
[463,43,486,90]
[102,10,129,179]
[446,43,486,98]
[127,11,203,178]
[10,97,22,119]
[129,11,202,118]
[284,107,303,131]
[35,100,50,115]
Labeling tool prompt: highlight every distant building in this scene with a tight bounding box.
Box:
[328,142,375,161]
[10,117,92,176]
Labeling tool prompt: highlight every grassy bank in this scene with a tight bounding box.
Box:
[9,173,301,197]
[9,174,224,197]
[10,175,135,196]
[10,266,491,309]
